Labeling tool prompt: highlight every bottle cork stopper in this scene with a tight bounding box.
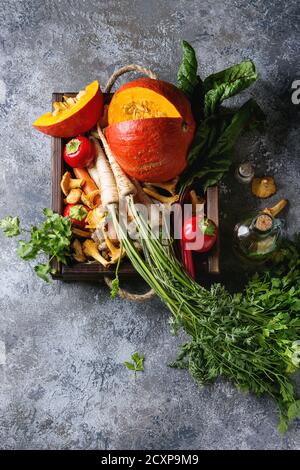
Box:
[255,214,273,232]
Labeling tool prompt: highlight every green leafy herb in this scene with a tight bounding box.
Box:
[177,40,199,99]
[176,42,263,193]
[111,200,300,433]
[203,60,258,116]
[0,216,21,237]
[34,263,51,282]
[69,205,88,221]
[0,209,72,282]
[179,99,265,193]
[110,244,122,299]
[124,351,145,373]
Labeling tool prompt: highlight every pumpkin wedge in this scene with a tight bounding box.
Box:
[33,80,103,138]
[106,78,195,182]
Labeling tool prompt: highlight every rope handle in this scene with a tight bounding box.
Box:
[104,276,155,302]
[104,64,158,93]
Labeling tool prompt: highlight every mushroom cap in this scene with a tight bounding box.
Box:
[60,171,72,196]
[252,176,277,198]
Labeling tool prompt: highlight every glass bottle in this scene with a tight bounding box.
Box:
[233,212,283,263]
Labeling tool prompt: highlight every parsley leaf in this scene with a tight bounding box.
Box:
[124,352,145,373]
[0,216,21,237]
[110,244,122,299]
[110,277,119,299]
[34,263,51,282]
[1,209,72,282]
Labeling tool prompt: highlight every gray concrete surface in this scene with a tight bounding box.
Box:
[0,0,300,450]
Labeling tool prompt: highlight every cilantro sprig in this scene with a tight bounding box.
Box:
[0,209,72,282]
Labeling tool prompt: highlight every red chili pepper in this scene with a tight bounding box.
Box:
[63,203,90,228]
[182,215,218,253]
[63,135,95,168]
[175,188,196,279]
[180,240,196,279]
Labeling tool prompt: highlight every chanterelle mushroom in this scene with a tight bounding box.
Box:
[82,239,110,267]
[252,176,277,198]
[145,177,179,195]
[85,207,106,230]
[81,189,100,209]
[60,171,83,196]
[143,186,179,204]
[263,199,288,217]
[71,227,91,238]
[103,230,124,264]
[71,239,86,263]
[65,188,82,204]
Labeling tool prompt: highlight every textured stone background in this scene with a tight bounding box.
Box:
[0,0,300,450]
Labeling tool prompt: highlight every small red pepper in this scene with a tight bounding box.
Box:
[180,240,196,279]
[63,135,95,168]
[63,203,90,228]
[182,215,218,253]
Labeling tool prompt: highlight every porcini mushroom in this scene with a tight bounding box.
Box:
[64,188,82,204]
[143,186,179,204]
[71,239,86,263]
[60,171,84,196]
[82,239,110,267]
[252,176,277,198]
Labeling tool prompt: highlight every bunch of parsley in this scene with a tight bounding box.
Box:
[0,209,72,282]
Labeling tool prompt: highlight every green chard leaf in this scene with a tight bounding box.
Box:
[180,99,265,193]
[0,216,21,237]
[177,40,199,99]
[204,60,258,116]
[34,263,51,283]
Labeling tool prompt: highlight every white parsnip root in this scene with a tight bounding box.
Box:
[90,137,119,208]
[96,122,136,198]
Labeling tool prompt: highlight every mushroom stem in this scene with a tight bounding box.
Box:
[263,199,288,217]
[145,177,179,195]
[82,239,110,267]
[143,186,179,204]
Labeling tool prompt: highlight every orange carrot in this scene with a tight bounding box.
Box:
[73,168,101,206]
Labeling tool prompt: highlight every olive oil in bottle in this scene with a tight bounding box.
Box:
[233,212,282,262]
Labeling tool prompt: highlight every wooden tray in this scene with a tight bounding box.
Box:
[51,92,220,281]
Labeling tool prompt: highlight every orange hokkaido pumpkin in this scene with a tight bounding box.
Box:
[33,80,103,138]
[106,78,196,182]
